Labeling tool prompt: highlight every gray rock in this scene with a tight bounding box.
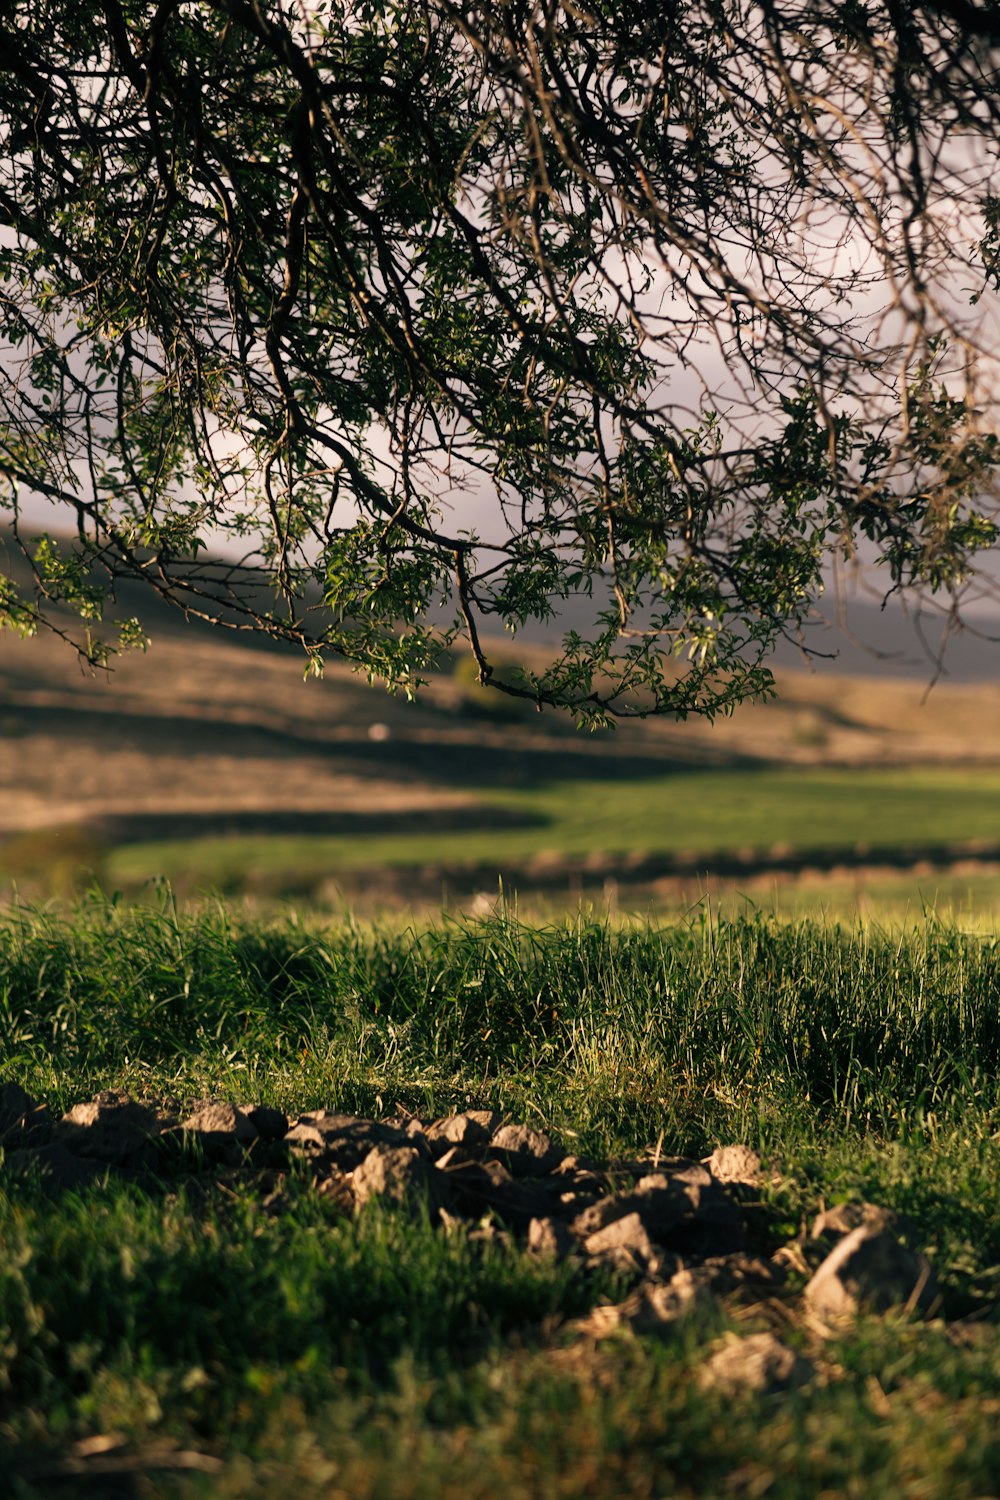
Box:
[352,1144,433,1210]
[575,1165,744,1257]
[701,1333,816,1395]
[664,1163,713,1191]
[804,1225,938,1319]
[810,1201,897,1242]
[180,1102,258,1156]
[705,1145,762,1187]
[58,1097,162,1164]
[284,1111,411,1170]
[442,1156,555,1230]
[426,1112,495,1156]
[697,1253,787,1298]
[528,1216,577,1258]
[0,1081,34,1133]
[571,1175,694,1243]
[243,1105,289,1142]
[489,1122,562,1175]
[3,1141,104,1190]
[0,1082,51,1146]
[584,1211,659,1267]
[626,1272,712,1333]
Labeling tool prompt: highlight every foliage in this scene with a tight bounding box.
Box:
[3,2,1000,718]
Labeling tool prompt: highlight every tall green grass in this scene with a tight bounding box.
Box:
[7,898,1000,1497]
[2,894,1000,1151]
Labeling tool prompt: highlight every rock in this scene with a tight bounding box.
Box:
[3,1141,104,1190]
[489,1123,562,1175]
[584,1211,659,1268]
[697,1253,787,1298]
[705,1145,762,1188]
[352,1144,435,1210]
[0,1082,51,1146]
[571,1272,700,1341]
[426,1112,495,1157]
[625,1271,711,1333]
[284,1112,411,1170]
[0,1081,34,1134]
[668,1175,747,1257]
[810,1201,897,1242]
[180,1102,258,1156]
[528,1216,577,1258]
[571,1180,686,1241]
[570,1302,630,1340]
[552,1154,602,1184]
[664,1163,713,1191]
[571,1166,743,1256]
[804,1225,937,1319]
[243,1105,289,1142]
[442,1156,556,1230]
[701,1333,816,1395]
[58,1097,162,1164]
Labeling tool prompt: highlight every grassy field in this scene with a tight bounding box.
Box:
[5,898,1000,1495]
[7,601,1000,916]
[104,763,1000,895]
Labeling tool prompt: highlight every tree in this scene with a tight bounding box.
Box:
[2,0,1000,723]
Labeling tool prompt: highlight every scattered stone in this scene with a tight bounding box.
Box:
[571,1271,702,1341]
[4,1141,104,1190]
[664,1162,714,1192]
[489,1122,562,1175]
[528,1215,577,1259]
[284,1111,411,1170]
[810,1201,898,1243]
[0,1081,51,1146]
[626,1272,712,1333]
[243,1105,289,1142]
[426,1112,496,1157]
[584,1211,659,1268]
[696,1253,787,1299]
[443,1156,556,1230]
[705,1145,762,1188]
[571,1180,683,1240]
[180,1102,258,1157]
[352,1143,436,1211]
[804,1225,938,1320]
[58,1097,162,1164]
[701,1332,816,1395]
[571,1167,744,1258]
[0,1086,954,1355]
[0,1081,35,1135]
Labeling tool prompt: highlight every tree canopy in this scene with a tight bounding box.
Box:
[3,0,1000,721]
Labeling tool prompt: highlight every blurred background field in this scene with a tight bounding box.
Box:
[2,561,1000,925]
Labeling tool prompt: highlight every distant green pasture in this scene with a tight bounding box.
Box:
[107,765,1000,889]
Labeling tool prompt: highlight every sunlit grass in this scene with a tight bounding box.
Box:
[6,897,1000,1496]
[105,766,1000,895]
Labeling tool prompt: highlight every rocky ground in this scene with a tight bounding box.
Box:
[1,1082,957,1398]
